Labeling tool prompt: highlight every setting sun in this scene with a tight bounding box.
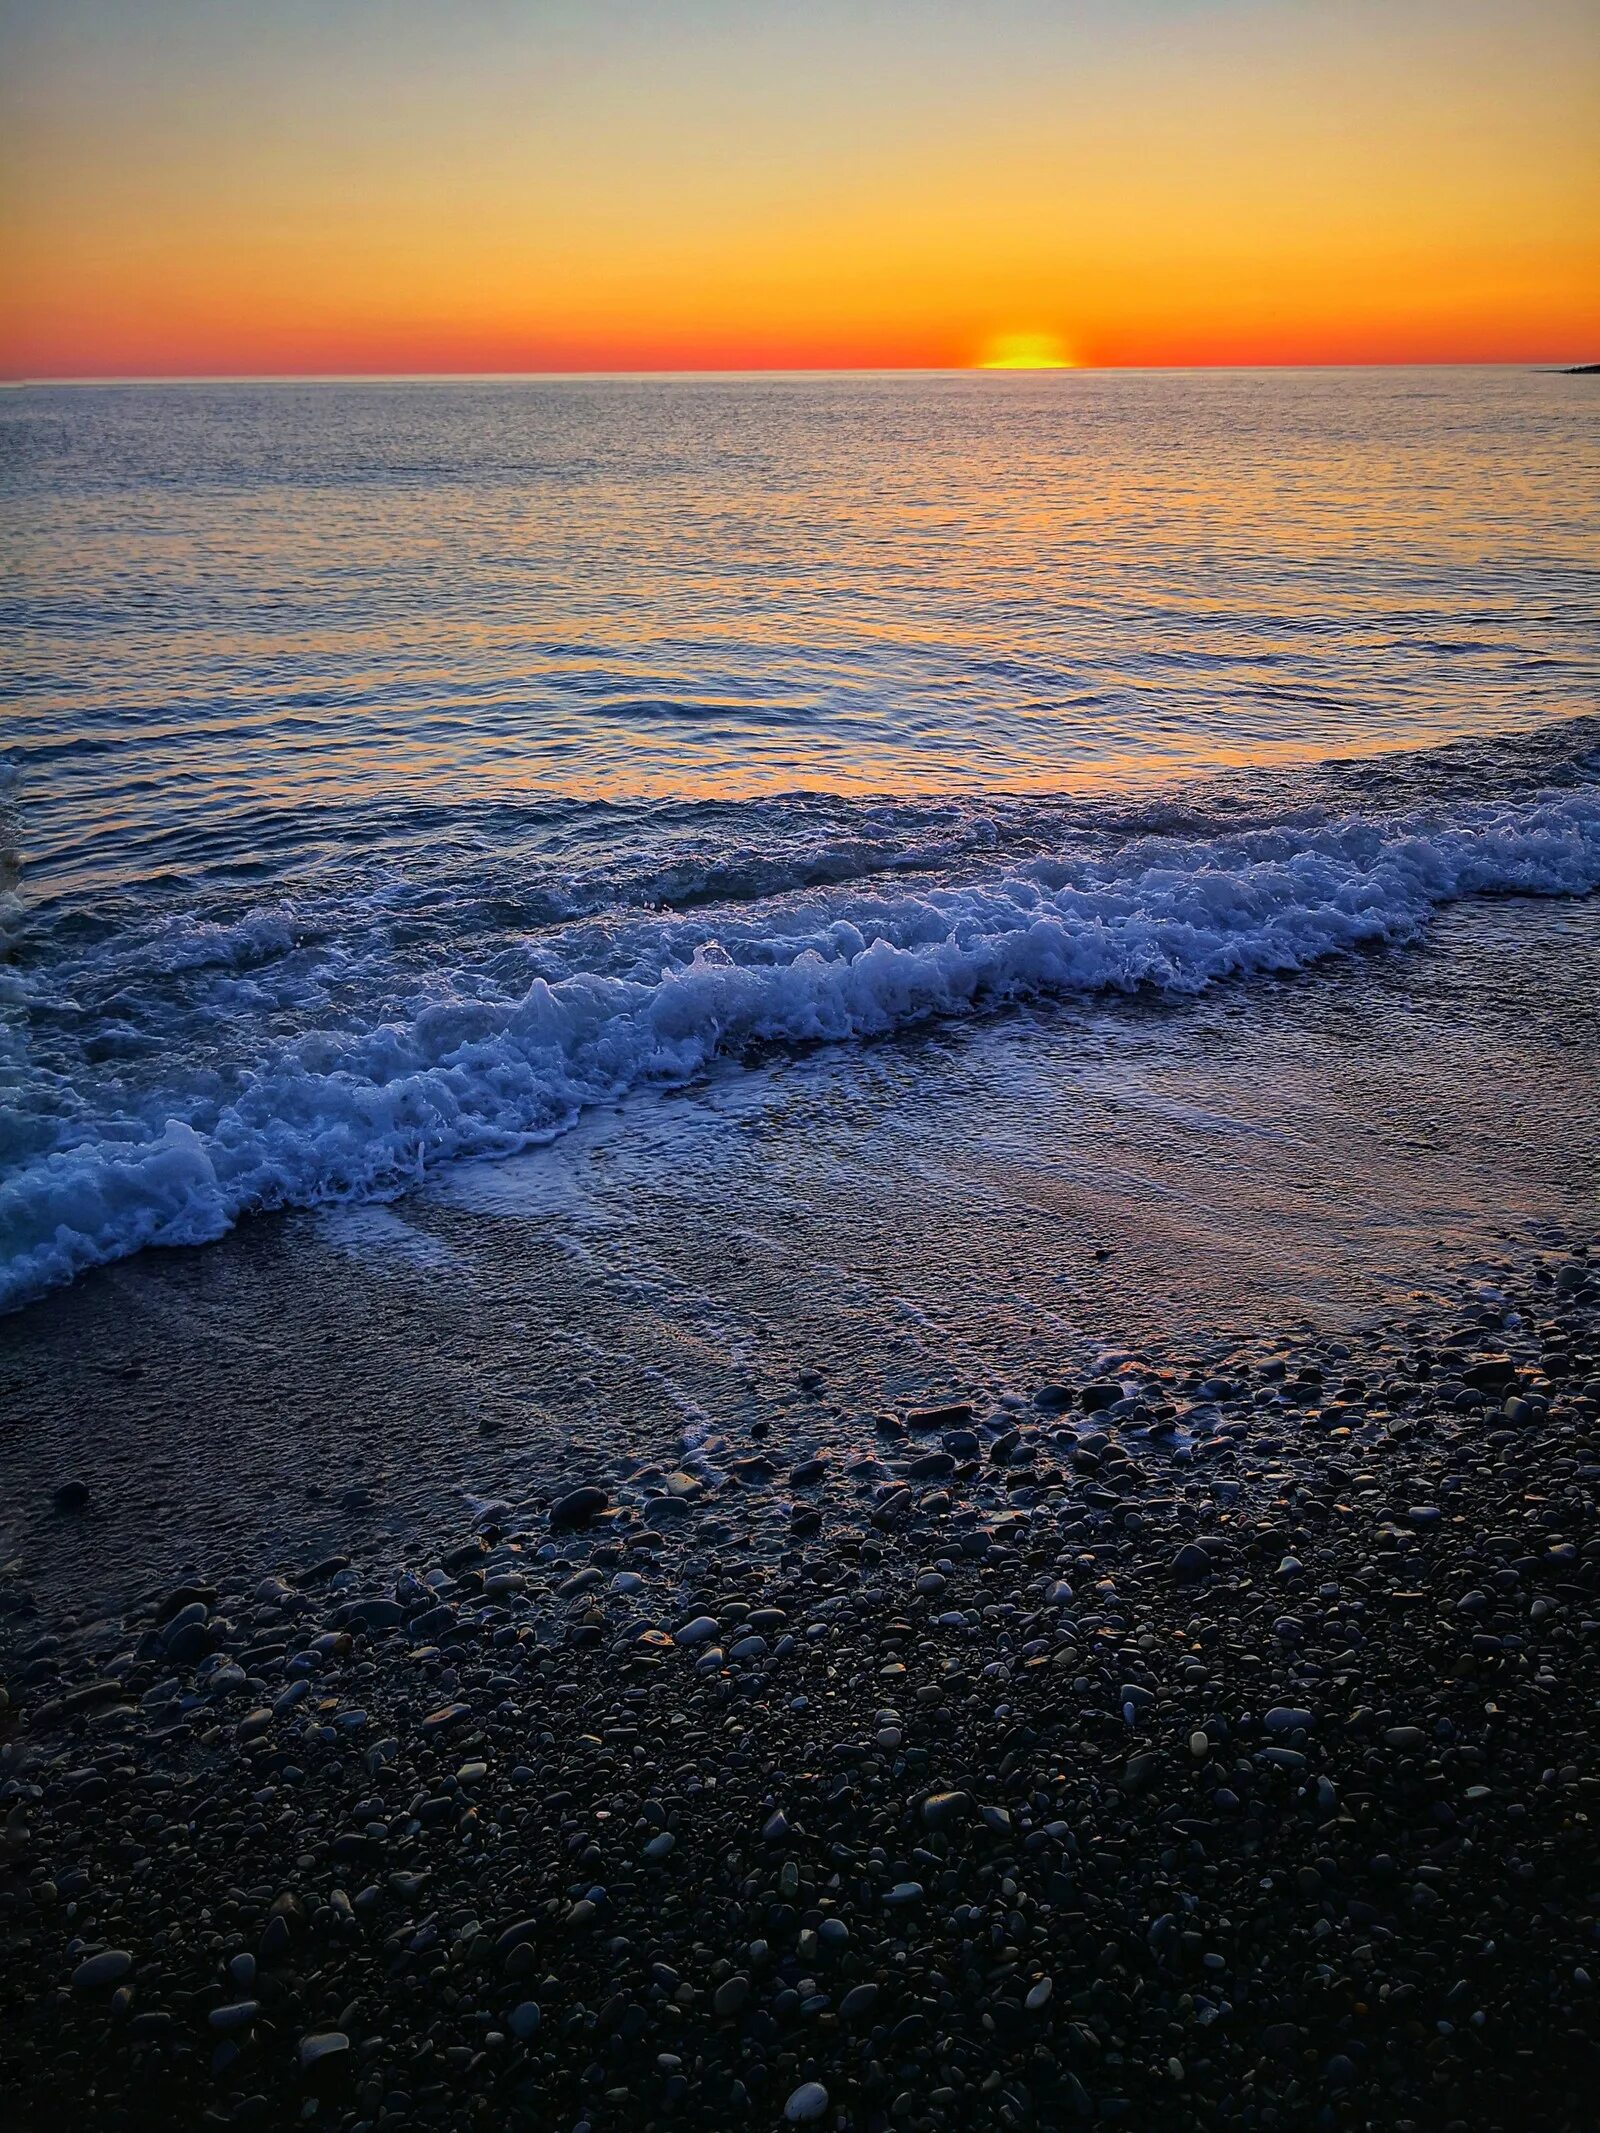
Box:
[976,331,1078,370]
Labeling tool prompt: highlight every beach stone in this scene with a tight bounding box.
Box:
[507,2001,541,2039]
[1172,1543,1211,1581]
[905,1403,972,1429]
[1384,1726,1428,1750]
[298,2032,350,2073]
[785,2082,829,2123]
[674,1615,720,1647]
[921,1789,971,1830]
[714,1975,751,2016]
[1465,1359,1517,1388]
[208,2001,260,2033]
[156,1582,217,1621]
[550,1485,608,1529]
[72,1950,132,1991]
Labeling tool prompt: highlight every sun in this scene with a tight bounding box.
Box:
[976,331,1077,370]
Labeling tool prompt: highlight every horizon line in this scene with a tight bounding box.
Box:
[4,357,1593,388]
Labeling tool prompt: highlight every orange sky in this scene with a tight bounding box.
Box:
[2,0,1597,377]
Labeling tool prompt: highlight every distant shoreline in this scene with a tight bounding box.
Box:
[5,360,1600,387]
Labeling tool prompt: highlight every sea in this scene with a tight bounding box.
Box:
[2,368,1598,1596]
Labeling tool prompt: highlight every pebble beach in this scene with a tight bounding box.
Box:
[3,1236,1596,2133]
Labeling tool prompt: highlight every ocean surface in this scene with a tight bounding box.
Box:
[3,367,1599,1321]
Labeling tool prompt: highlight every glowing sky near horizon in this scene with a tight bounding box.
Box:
[1,0,1596,377]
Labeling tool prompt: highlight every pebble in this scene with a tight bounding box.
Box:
[1263,1706,1314,1734]
[713,1975,751,2016]
[549,1485,609,1529]
[784,2082,830,2123]
[297,2032,350,2072]
[71,1950,132,1990]
[208,2001,260,2032]
[920,1788,971,1829]
[673,1615,720,1647]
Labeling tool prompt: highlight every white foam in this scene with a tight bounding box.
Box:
[3,788,1598,1310]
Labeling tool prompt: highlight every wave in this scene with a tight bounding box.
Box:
[3,780,1599,1311]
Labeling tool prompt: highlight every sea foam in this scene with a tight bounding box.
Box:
[3,787,1598,1311]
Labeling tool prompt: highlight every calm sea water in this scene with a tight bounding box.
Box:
[3,369,1598,1312]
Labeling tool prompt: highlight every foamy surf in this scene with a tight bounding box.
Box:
[3,782,1598,1312]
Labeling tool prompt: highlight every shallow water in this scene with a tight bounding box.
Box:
[2,369,1598,1316]
[1,889,1594,1619]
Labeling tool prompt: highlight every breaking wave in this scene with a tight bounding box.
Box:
[3,771,1598,1311]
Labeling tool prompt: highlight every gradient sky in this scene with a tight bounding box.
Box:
[2,0,1597,377]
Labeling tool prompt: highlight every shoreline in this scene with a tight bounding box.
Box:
[3,886,1597,1638]
[2,1237,1596,2130]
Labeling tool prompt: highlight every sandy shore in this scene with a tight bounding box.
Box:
[1,1236,1596,2132]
